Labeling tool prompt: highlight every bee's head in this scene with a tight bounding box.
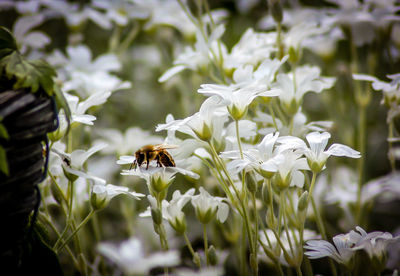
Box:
[135,151,145,166]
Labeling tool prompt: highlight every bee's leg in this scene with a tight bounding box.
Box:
[129,160,137,170]
[145,152,150,170]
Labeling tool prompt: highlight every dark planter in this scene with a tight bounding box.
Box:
[0,89,59,270]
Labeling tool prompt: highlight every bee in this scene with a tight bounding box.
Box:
[131,144,177,170]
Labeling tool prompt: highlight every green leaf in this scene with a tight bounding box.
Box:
[0,27,17,59]
[0,146,9,176]
[0,51,56,96]
[0,123,9,139]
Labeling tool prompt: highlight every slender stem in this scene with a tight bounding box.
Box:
[269,103,279,131]
[296,266,303,276]
[355,103,366,225]
[388,120,396,171]
[251,192,259,276]
[203,224,209,266]
[57,209,95,252]
[183,232,201,268]
[280,193,295,259]
[235,120,244,159]
[276,21,283,59]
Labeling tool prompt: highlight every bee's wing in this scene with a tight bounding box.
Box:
[154,144,179,150]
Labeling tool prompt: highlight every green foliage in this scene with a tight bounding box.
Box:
[0,27,17,59]
[0,51,56,95]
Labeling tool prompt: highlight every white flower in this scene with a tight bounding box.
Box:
[91,0,141,26]
[350,226,400,259]
[64,91,112,126]
[275,65,335,114]
[221,132,284,178]
[174,267,224,276]
[87,175,145,210]
[224,28,277,69]
[97,237,180,275]
[191,187,229,224]
[256,110,333,136]
[198,82,279,120]
[304,232,356,266]
[95,127,163,155]
[159,24,226,82]
[157,96,229,142]
[274,150,310,189]
[278,131,360,173]
[12,14,50,54]
[51,142,108,179]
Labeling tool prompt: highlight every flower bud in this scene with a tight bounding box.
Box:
[269,0,283,23]
[150,174,173,194]
[151,208,163,226]
[208,245,218,266]
[50,180,64,205]
[297,191,308,212]
[262,182,271,206]
[266,208,276,229]
[246,173,257,194]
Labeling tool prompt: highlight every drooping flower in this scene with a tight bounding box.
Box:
[304,232,357,267]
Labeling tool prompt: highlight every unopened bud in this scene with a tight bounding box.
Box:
[208,245,218,266]
[269,0,283,23]
[297,191,308,212]
[51,181,64,205]
[262,182,271,206]
[246,173,257,194]
[151,208,163,225]
[266,208,276,229]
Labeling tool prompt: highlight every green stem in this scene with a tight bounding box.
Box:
[355,103,366,225]
[57,209,95,252]
[388,120,396,171]
[183,232,201,268]
[203,224,209,266]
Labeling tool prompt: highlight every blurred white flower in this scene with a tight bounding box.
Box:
[97,237,180,274]
[256,110,333,137]
[350,226,400,260]
[274,65,335,114]
[12,14,50,54]
[224,28,277,69]
[174,267,224,276]
[191,187,229,224]
[159,25,226,82]
[95,127,163,155]
[91,0,143,26]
